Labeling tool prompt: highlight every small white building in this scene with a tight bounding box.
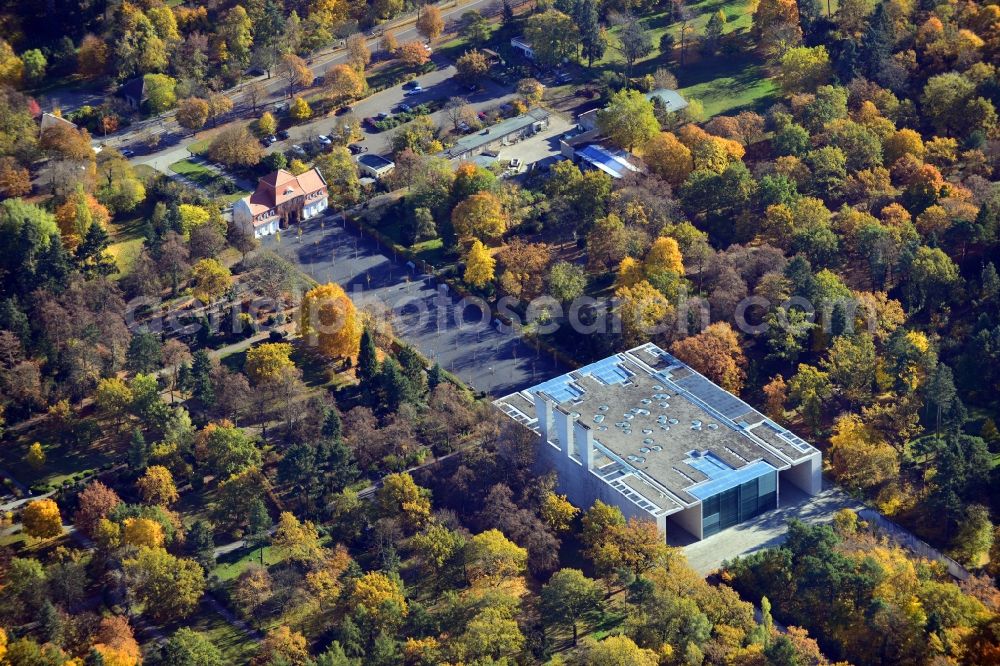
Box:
[357,153,395,179]
[510,36,534,60]
[233,168,328,239]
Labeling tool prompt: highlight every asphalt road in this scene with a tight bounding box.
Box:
[263,214,563,397]
[98,0,517,152]
[269,55,516,157]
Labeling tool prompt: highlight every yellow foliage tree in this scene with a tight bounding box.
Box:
[272,511,324,564]
[465,529,527,586]
[25,441,45,470]
[884,128,925,164]
[288,158,310,175]
[257,111,277,137]
[289,96,312,122]
[299,282,361,359]
[54,186,110,251]
[136,465,179,505]
[540,492,579,533]
[254,626,310,666]
[123,517,166,549]
[615,256,644,289]
[644,236,685,277]
[829,413,900,491]
[349,571,408,627]
[245,342,294,385]
[615,280,672,347]
[191,258,232,302]
[376,472,432,527]
[22,498,62,539]
[452,191,506,243]
[582,635,659,666]
[642,132,693,186]
[463,239,496,288]
[325,64,365,105]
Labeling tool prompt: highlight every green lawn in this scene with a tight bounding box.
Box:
[212,544,288,582]
[586,0,778,118]
[187,138,212,155]
[170,158,251,204]
[170,158,221,188]
[371,210,449,267]
[677,58,777,117]
[0,433,118,491]
[153,604,257,664]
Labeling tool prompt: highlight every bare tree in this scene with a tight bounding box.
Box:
[444,97,477,131]
[245,81,266,113]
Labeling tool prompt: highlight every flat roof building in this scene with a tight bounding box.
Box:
[494,343,822,541]
[441,108,550,161]
[357,153,395,179]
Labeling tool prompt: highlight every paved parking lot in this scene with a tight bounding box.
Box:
[262,214,563,397]
[495,113,574,171]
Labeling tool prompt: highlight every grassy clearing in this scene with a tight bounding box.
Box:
[212,544,287,582]
[0,432,118,490]
[677,58,776,116]
[374,211,448,266]
[187,138,212,155]
[154,604,257,664]
[170,158,220,188]
[107,237,144,274]
[584,0,777,118]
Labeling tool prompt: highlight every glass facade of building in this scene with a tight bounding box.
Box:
[701,471,777,537]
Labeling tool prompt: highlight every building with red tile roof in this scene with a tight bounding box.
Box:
[233,168,328,238]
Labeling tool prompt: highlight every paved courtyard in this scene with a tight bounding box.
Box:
[262,214,563,397]
[495,113,574,170]
[677,477,864,574]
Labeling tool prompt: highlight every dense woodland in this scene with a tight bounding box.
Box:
[0,0,999,663]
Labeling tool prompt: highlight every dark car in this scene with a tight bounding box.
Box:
[246,67,266,76]
[402,79,420,90]
[335,105,352,116]
[348,143,367,154]
[277,129,290,140]
[314,76,325,86]
[120,148,135,158]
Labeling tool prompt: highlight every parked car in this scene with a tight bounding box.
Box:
[274,101,289,113]
[403,80,420,89]
[290,144,305,155]
[277,129,290,140]
[404,85,423,96]
[477,111,488,121]
[457,121,472,133]
[261,134,278,146]
[376,111,390,120]
[317,135,332,146]
[314,76,325,86]
[509,158,522,170]
[335,105,352,115]
[348,143,367,155]
[120,148,135,158]
[555,71,573,84]
[246,67,266,76]
[396,102,412,113]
